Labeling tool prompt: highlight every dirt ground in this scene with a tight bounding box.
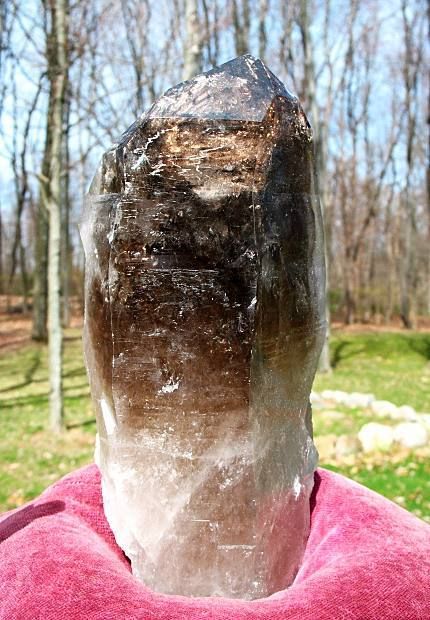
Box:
[0,296,83,352]
[332,318,430,333]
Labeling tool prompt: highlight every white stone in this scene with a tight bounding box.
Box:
[320,390,374,409]
[358,423,395,453]
[393,422,428,449]
[344,392,374,408]
[321,389,348,403]
[310,391,323,408]
[418,413,430,432]
[370,400,399,419]
[396,405,418,421]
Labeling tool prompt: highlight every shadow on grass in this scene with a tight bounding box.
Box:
[0,349,41,393]
[63,367,87,379]
[330,340,365,369]
[0,350,42,394]
[63,335,82,343]
[0,392,89,410]
[407,335,430,361]
[67,418,96,430]
[0,394,49,409]
[63,383,89,393]
[0,368,87,398]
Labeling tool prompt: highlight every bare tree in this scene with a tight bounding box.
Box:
[0,204,3,295]
[427,0,430,315]
[43,0,70,432]
[258,0,269,60]
[232,0,250,56]
[120,0,155,115]
[32,144,50,341]
[32,3,53,342]
[183,0,202,80]
[399,0,424,328]
[1,0,428,353]
[60,86,71,327]
[297,0,332,371]
[8,78,43,310]
[0,0,16,297]
[201,0,220,67]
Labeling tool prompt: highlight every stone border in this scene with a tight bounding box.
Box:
[311,390,430,452]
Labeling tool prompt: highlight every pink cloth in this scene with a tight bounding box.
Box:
[0,465,429,619]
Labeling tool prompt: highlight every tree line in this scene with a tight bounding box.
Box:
[0,0,428,427]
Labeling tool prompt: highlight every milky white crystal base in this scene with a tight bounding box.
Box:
[95,412,317,599]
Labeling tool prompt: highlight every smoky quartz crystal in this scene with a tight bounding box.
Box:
[80,54,326,599]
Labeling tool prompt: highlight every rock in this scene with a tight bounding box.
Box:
[81,55,326,599]
[370,400,399,419]
[370,401,419,421]
[397,405,418,421]
[310,391,324,408]
[358,423,395,453]
[335,434,362,458]
[345,392,374,408]
[320,389,374,408]
[321,389,348,403]
[393,423,428,449]
[418,413,430,432]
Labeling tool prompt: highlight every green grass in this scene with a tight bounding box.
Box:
[312,329,430,521]
[324,457,430,521]
[0,328,94,511]
[314,331,430,411]
[0,327,429,522]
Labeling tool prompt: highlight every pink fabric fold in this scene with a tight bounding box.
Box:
[1,464,429,619]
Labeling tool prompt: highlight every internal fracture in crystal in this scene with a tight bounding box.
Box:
[81,54,326,599]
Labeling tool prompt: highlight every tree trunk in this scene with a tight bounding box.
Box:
[19,239,29,311]
[399,0,421,329]
[183,0,201,81]
[46,0,69,432]
[32,87,54,342]
[32,201,49,341]
[344,250,356,324]
[61,93,71,327]
[427,0,430,314]
[400,195,417,329]
[258,0,268,60]
[0,203,3,295]
[298,0,331,372]
[232,0,250,56]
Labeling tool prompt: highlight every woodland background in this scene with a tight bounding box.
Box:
[0,0,428,427]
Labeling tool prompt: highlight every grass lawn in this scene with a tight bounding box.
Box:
[314,330,430,412]
[0,328,93,510]
[313,329,430,522]
[0,325,429,522]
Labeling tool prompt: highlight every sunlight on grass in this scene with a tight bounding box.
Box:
[314,331,430,412]
[313,329,430,521]
[0,328,94,511]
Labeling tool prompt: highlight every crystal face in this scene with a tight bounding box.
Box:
[81,54,326,600]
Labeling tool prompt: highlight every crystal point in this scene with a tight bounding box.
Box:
[148,54,294,122]
[81,55,326,599]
